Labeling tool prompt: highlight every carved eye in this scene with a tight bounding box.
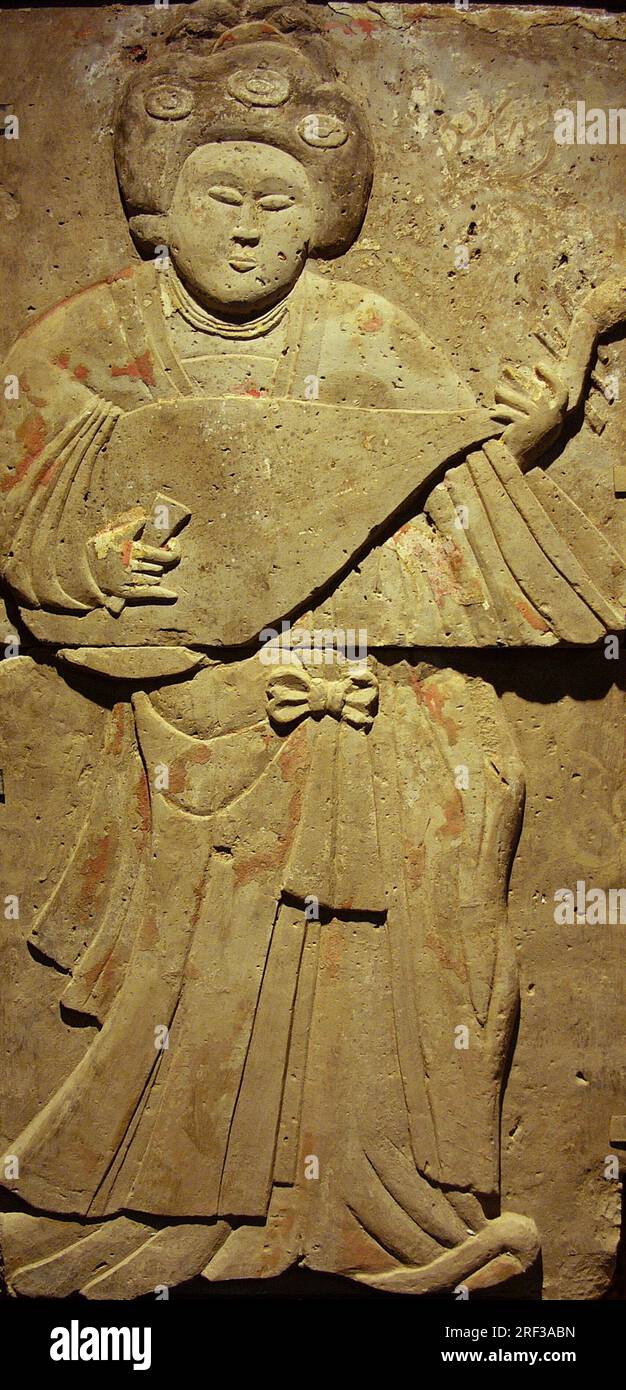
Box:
[298,113,349,149]
[257,193,295,212]
[144,81,194,121]
[208,185,244,207]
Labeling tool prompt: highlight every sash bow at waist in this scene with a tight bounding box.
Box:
[266,661,386,916]
[266,664,378,730]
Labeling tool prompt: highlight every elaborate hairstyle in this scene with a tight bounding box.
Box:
[114,1,373,258]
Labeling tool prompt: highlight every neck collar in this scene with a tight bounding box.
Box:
[166,267,291,340]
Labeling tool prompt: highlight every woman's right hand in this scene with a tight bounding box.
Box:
[87,510,181,606]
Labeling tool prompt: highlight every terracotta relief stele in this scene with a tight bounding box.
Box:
[0,0,625,1300]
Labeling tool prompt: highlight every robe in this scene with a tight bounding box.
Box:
[0,262,624,1293]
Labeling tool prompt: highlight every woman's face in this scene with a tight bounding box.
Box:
[168,141,314,317]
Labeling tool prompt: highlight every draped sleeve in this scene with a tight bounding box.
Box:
[0,268,162,614]
[313,435,626,647]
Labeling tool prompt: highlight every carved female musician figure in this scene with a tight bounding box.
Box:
[0,3,624,1297]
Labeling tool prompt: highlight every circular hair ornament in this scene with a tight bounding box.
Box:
[226,66,290,107]
[144,80,194,120]
[297,112,348,148]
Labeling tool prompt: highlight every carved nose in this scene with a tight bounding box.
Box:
[232,200,260,246]
[232,223,260,246]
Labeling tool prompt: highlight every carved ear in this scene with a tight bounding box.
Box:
[128,213,169,256]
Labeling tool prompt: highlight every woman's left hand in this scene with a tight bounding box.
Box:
[492,361,569,470]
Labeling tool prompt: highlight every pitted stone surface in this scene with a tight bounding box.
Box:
[0,2,624,1301]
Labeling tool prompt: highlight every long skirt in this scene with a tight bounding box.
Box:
[1,652,526,1291]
